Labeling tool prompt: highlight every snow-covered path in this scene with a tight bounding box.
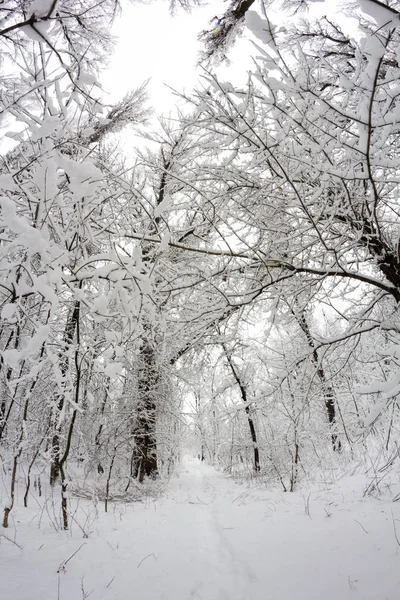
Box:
[150,459,260,600]
[2,458,400,600]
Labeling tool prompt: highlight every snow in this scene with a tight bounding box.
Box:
[361,398,391,429]
[21,21,52,44]
[1,303,16,320]
[29,0,58,18]
[104,362,123,377]
[159,231,171,251]
[245,11,276,49]
[358,0,400,28]
[2,459,400,600]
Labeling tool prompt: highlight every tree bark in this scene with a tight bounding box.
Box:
[50,298,81,486]
[295,308,341,451]
[221,342,261,472]
[132,338,158,482]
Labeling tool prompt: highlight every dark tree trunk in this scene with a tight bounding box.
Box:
[132,338,158,482]
[295,309,341,452]
[221,342,261,472]
[50,298,81,486]
[128,158,172,483]
[194,391,206,463]
[0,325,21,441]
[202,0,257,59]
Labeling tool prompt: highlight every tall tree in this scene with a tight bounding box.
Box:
[184,2,400,434]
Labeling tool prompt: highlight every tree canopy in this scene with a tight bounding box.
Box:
[1,0,400,530]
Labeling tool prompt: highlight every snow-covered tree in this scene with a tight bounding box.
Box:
[166,0,400,481]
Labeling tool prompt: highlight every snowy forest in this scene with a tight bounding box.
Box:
[1,1,400,599]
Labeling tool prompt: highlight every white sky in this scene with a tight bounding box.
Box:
[102,0,231,113]
[100,0,262,158]
[102,0,355,121]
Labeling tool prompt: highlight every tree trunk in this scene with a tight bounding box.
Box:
[2,330,47,526]
[3,392,30,527]
[221,342,261,472]
[0,325,21,441]
[295,309,341,451]
[50,298,81,486]
[132,338,158,482]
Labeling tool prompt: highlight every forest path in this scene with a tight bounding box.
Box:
[155,458,260,600]
[3,457,400,600]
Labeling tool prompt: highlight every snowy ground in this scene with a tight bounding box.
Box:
[2,458,400,600]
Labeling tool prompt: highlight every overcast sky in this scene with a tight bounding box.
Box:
[102,1,352,119]
[102,1,230,113]
[100,0,300,121]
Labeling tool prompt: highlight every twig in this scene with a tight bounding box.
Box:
[304,493,311,519]
[137,552,156,568]
[65,509,90,538]
[391,510,400,548]
[196,495,209,505]
[353,520,368,534]
[57,543,87,573]
[80,577,94,599]
[348,576,358,589]
[0,533,23,550]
